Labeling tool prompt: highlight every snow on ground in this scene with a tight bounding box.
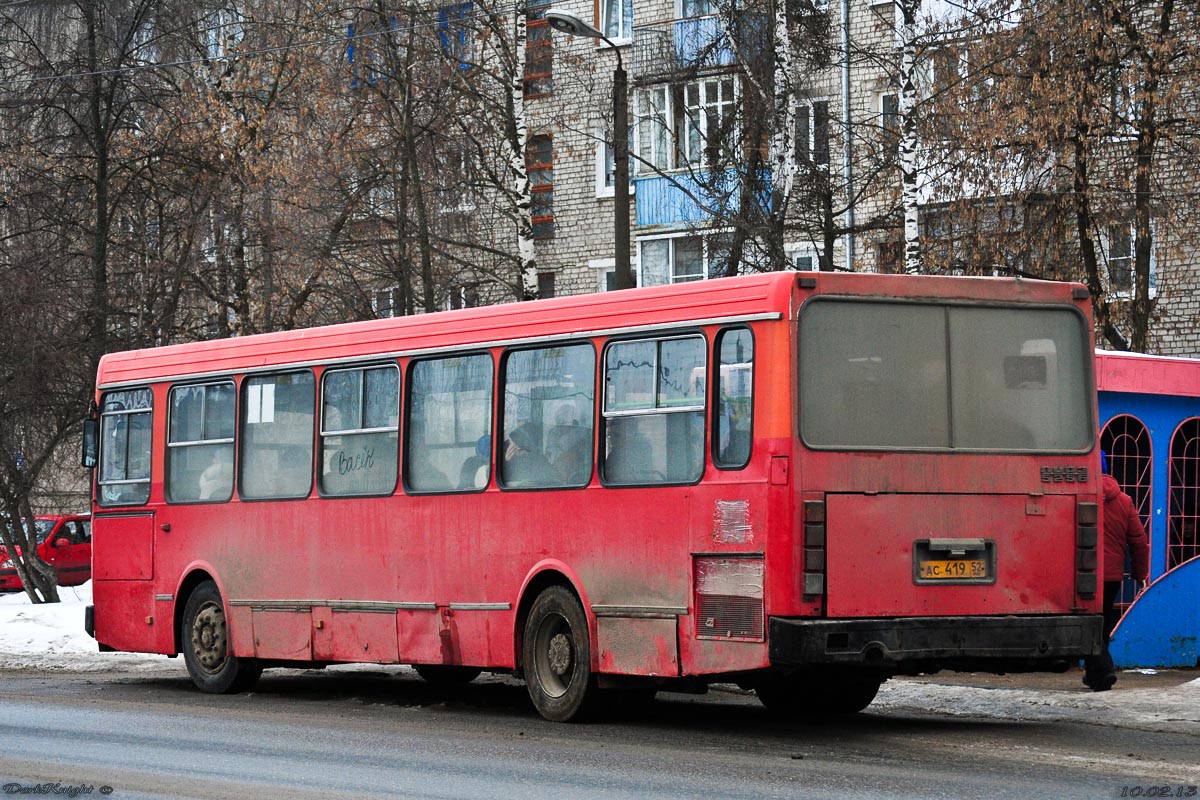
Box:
[874,676,1200,733]
[0,582,171,671]
[2,583,1198,733]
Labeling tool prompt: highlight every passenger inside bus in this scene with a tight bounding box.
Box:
[547,425,591,484]
[503,425,553,485]
[198,448,233,500]
[458,435,491,489]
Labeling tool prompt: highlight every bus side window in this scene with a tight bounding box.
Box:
[319,364,400,497]
[713,328,753,469]
[602,335,705,486]
[406,354,493,493]
[240,372,315,500]
[97,388,153,507]
[501,344,596,489]
[167,382,236,503]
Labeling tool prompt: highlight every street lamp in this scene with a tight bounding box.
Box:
[544,9,634,290]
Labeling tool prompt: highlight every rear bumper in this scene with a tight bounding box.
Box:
[769,614,1103,673]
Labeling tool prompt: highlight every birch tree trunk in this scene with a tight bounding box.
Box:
[767,0,798,268]
[898,0,922,274]
[509,8,538,300]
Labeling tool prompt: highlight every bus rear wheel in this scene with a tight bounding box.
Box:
[414,665,483,685]
[755,670,882,716]
[181,580,262,694]
[522,586,595,722]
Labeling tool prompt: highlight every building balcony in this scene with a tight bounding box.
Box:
[631,12,768,84]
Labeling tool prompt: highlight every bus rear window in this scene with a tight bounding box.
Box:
[799,300,1091,452]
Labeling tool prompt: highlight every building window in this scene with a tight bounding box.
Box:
[635,86,672,173]
[525,0,553,97]
[438,2,475,69]
[1102,222,1156,296]
[596,136,635,197]
[785,243,823,271]
[636,78,740,172]
[880,92,899,134]
[601,0,633,40]
[680,0,716,17]
[537,271,556,299]
[373,287,396,318]
[683,76,737,167]
[1106,224,1133,292]
[877,240,902,273]
[448,284,480,310]
[640,234,728,285]
[527,135,554,239]
[795,100,830,167]
[205,7,244,60]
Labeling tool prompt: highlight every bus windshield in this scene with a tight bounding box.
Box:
[800,300,1092,451]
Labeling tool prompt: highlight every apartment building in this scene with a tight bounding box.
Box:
[515,0,1198,358]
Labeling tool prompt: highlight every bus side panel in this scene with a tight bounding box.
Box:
[396,609,445,665]
[93,580,158,653]
[312,608,399,663]
[251,609,312,660]
[93,513,154,581]
[679,638,769,676]
[597,617,679,676]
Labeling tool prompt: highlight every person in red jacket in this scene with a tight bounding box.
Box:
[1084,451,1151,691]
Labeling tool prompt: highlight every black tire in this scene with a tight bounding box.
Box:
[414,665,483,685]
[181,580,262,694]
[755,670,882,716]
[522,585,596,722]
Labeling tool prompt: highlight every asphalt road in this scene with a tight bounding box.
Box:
[0,667,1196,800]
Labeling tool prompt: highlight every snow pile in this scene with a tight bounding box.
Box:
[0,582,173,671]
[876,674,1200,732]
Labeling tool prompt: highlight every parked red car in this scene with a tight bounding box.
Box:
[0,514,91,592]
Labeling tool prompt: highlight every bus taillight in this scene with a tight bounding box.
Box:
[1076,502,1099,598]
[802,499,826,600]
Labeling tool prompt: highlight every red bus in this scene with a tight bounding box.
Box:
[84,272,1103,721]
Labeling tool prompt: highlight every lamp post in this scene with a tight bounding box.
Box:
[544,9,634,290]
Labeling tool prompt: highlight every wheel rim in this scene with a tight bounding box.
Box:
[191,600,228,675]
[532,611,575,698]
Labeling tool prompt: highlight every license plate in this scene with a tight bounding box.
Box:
[918,559,989,580]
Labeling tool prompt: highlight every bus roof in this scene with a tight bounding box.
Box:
[97,271,1086,388]
[1095,350,1200,398]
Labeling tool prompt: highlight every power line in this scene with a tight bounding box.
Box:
[0,3,526,89]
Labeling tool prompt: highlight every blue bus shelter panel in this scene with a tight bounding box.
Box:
[1110,556,1200,668]
[1098,390,1200,581]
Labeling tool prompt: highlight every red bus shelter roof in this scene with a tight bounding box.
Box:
[1095,350,1200,398]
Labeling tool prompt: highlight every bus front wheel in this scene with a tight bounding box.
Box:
[181,580,262,694]
[522,586,595,722]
